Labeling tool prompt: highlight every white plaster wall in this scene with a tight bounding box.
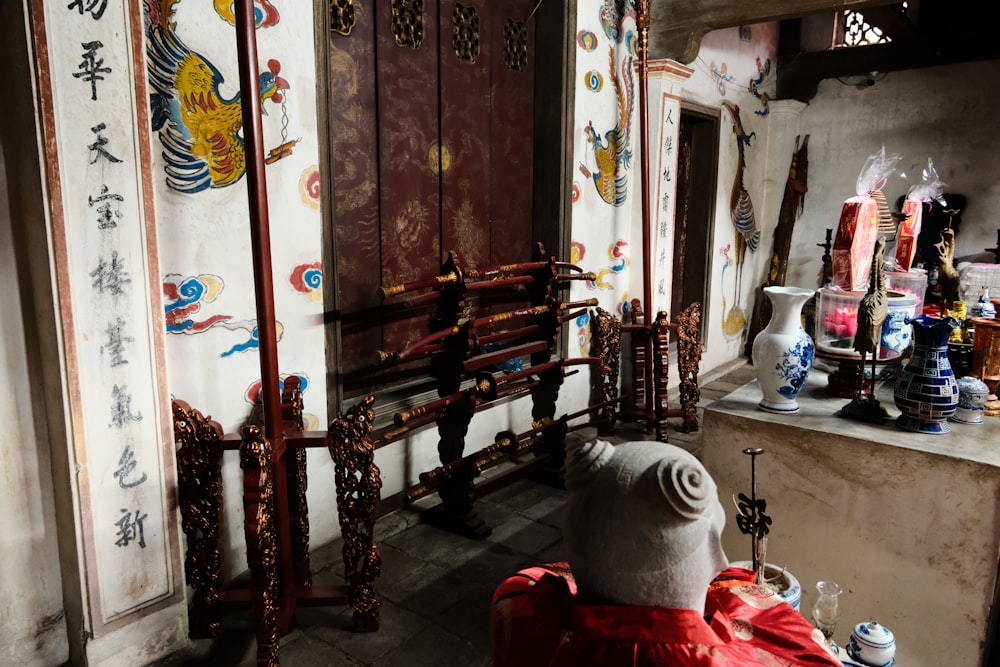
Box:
[0,134,69,665]
[786,60,1000,291]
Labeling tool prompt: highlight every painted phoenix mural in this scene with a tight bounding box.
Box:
[144,0,288,193]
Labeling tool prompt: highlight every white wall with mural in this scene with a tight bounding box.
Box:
[564,7,785,383]
[147,0,336,568]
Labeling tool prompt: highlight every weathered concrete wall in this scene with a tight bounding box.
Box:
[0,132,69,666]
[785,60,1000,291]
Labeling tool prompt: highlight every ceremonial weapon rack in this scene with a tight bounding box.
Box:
[370,243,601,538]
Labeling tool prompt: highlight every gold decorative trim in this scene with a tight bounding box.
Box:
[392,0,424,48]
[452,3,480,64]
[428,141,452,175]
[503,19,527,72]
[330,0,356,36]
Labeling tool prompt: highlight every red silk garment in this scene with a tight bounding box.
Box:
[491,564,841,667]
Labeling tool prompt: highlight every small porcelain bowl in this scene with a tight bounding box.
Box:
[847,621,896,667]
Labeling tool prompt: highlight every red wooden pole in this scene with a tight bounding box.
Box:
[636,0,655,420]
[234,0,296,633]
[235,0,282,440]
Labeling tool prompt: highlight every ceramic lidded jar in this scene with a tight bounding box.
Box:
[751,286,816,413]
[847,621,896,667]
[952,376,991,424]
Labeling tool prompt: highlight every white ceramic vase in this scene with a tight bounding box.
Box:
[751,286,816,413]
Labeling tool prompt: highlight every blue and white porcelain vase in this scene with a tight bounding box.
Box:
[752,286,815,413]
[893,315,960,433]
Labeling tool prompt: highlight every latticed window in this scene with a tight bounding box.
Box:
[840,10,892,46]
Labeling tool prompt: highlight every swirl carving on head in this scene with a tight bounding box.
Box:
[656,457,711,521]
[564,439,615,490]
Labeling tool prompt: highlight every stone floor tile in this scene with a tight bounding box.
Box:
[380,559,469,615]
[277,632,362,666]
[302,599,430,665]
[431,583,496,651]
[485,514,562,558]
[703,379,744,394]
[448,543,535,588]
[382,521,493,568]
[483,478,563,513]
[534,539,569,565]
[518,491,565,527]
[372,624,489,667]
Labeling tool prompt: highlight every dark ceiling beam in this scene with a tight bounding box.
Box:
[776,40,1000,101]
[648,0,898,62]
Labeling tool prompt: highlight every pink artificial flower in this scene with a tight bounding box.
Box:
[822,307,858,338]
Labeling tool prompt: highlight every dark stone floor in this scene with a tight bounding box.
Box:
[150,361,755,666]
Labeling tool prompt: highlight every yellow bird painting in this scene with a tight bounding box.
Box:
[145,0,289,193]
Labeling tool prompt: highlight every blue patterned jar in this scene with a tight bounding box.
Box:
[952,375,990,424]
[893,315,960,433]
[751,286,816,413]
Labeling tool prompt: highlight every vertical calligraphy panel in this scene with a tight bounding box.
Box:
[652,92,680,315]
[41,0,179,631]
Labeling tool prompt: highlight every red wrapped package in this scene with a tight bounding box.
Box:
[832,195,879,291]
[894,199,923,271]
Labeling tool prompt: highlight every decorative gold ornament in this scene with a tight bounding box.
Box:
[503,19,527,71]
[330,0,356,36]
[428,141,452,175]
[392,0,424,48]
[452,3,480,64]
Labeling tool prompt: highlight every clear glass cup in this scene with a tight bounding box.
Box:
[812,580,843,640]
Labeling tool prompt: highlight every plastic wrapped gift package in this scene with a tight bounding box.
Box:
[816,287,917,360]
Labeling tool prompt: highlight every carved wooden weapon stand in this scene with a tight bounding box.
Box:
[171,3,382,665]
[374,243,603,538]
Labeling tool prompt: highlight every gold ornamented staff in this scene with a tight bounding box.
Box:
[465,260,586,280]
[393,372,498,427]
[379,267,596,300]
[376,303,553,364]
[377,382,537,444]
[378,271,461,299]
[404,396,624,501]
